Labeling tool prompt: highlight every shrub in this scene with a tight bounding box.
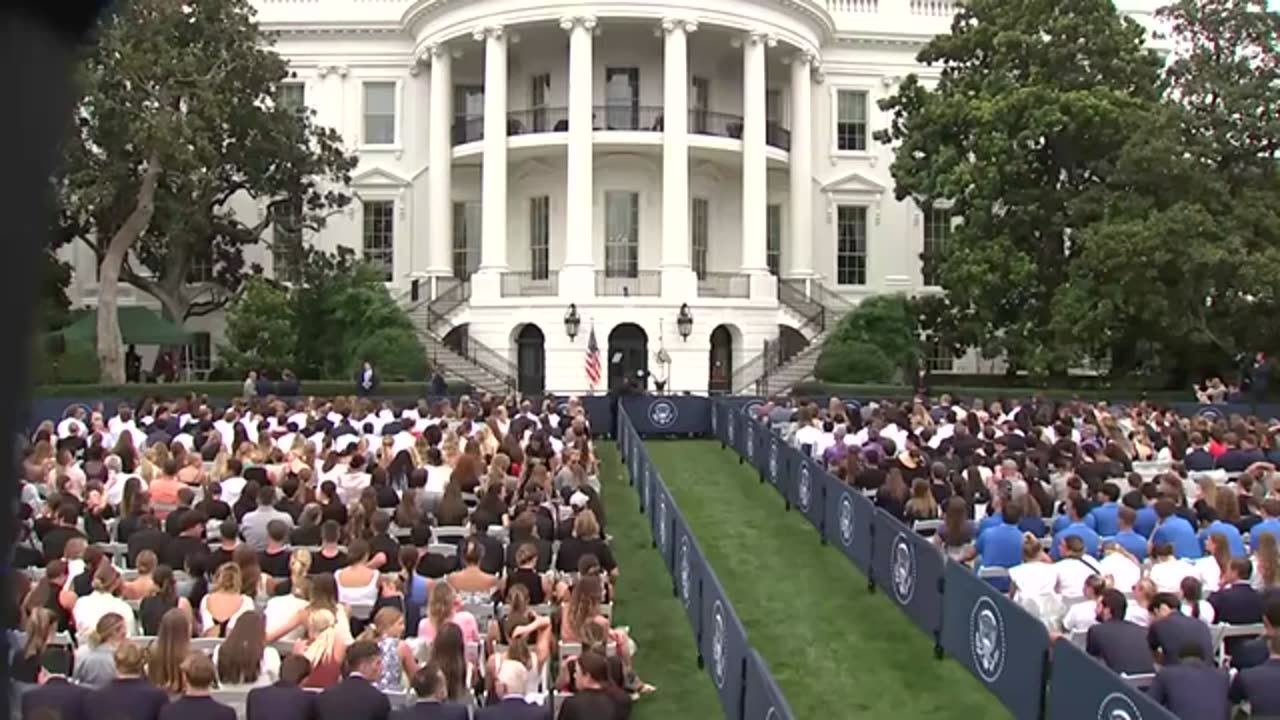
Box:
[349,327,429,382]
[816,294,921,383]
[814,340,896,384]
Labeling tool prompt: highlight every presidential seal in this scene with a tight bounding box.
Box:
[648,399,678,428]
[891,533,917,604]
[969,596,1006,683]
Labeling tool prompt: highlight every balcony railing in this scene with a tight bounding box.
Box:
[689,111,790,151]
[452,114,484,145]
[592,105,664,132]
[595,271,661,297]
[508,107,570,136]
[697,272,750,299]
[500,271,558,297]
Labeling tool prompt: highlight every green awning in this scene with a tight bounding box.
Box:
[60,306,194,346]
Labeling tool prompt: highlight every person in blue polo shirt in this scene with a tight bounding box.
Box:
[975,499,1025,593]
[1052,490,1097,536]
[1151,499,1203,560]
[1133,485,1160,538]
[976,494,1008,539]
[1089,484,1122,537]
[1200,511,1248,559]
[1112,506,1149,561]
[1252,499,1280,551]
[1051,496,1101,560]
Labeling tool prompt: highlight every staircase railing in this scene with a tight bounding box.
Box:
[732,279,851,395]
[396,278,517,393]
[431,332,519,393]
[425,278,471,333]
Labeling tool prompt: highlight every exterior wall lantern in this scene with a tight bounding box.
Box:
[676,303,694,341]
[564,303,581,340]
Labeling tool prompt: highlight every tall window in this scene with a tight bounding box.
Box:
[271,199,303,283]
[454,85,484,143]
[452,202,481,279]
[530,74,551,132]
[604,191,639,278]
[363,82,396,145]
[922,206,951,287]
[188,251,213,283]
[836,90,867,152]
[362,200,395,281]
[529,196,550,280]
[766,204,782,276]
[766,89,782,124]
[690,76,710,133]
[926,341,955,372]
[191,332,212,372]
[605,68,640,130]
[836,205,867,285]
[278,83,306,118]
[691,198,709,279]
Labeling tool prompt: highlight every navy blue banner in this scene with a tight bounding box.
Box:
[727,407,741,458]
[651,479,676,574]
[766,433,792,503]
[621,396,709,436]
[672,508,704,647]
[700,572,746,720]
[789,452,829,536]
[743,415,761,474]
[637,448,651,515]
[1047,639,1177,720]
[742,649,796,720]
[941,562,1048,720]
[871,510,944,639]
[824,483,876,577]
[710,399,723,442]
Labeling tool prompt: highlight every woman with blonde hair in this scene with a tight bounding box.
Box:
[121,550,158,600]
[74,612,126,687]
[13,608,58,683]
[200,562,253,637]
[297,609,345,689]
[1008,533,1060,620]
[265,574,354,647]
[148,607,193,695]
[419,581,480,644]
[73,564,137,643]
[233,544,270,605]
[1254,532,1280,591]
[903,478,939,522]
[357,607,418,691]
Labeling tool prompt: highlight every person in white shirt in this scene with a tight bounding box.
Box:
[1098,542,1142,594]
[102,455,137,507]
[1149,543,1198,594]
[72,564,138,644]
[57,408,87,440]
[1179,575,1216,624]
[1127,578,1156,627]
[1061,575,1109,634]
[1195,533,1231,592]
[1056,536,1103,601]
[1009,534,1059,601]
[220,458,248,507]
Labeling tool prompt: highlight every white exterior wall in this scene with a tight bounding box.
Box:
[63,0,1172,384]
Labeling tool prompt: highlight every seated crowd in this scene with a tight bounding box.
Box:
[766,394,1280,720]
[11,393,649,720]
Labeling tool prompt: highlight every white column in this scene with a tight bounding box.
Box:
[788,51,814,278]
[477,26,508,274]
[741,32,774,298]
[560,15,597,296]
[408,56,431,279]
[661,18,697,299]
[426,45,453,280]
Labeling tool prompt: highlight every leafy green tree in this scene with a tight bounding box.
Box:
[876,0,1164,373]
[816,294,921,383]
[219,277,298,375]
[58,0,355,383]
[815,341,896,385]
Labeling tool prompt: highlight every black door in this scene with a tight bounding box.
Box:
[516,325,546,395]
[608,323,648,390]
[709,325,733,394]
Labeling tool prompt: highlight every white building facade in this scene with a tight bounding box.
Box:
[66,0,1170,394]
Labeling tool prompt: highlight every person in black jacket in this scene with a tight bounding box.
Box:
[158,653,234,720]
[86,641,169,720]
[315,641,390,720]
[390,663,468,720]
[356,361,378,397]
[247,655,317,720]
[22,648,89,720]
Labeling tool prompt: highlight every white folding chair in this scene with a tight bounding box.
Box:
[434,526,468,544]
[427,543,458,559]
[977,566,1010,580]
[349,603,376,621]
[211,688,249,717]
[912,519,943,536]
[191,637,223,654]
[1213,622,1266,666]
[1120,673,1155,689]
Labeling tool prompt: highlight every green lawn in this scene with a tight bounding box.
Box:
[597,445,722,720]
[646,440,1012,720]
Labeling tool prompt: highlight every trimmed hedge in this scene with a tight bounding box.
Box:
[789,380,1192,403]
[32,380,473,399]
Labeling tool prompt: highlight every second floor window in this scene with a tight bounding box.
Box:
[271,199,303,283]
[604,191,639,278]
[278,83,306,118]
[452,202,481,280]
[691,198,709,279]
[836,90,867,152]
[362,200,395,281]
[922,206,951,287]
[363,82,396,145]
[767,204,782,276]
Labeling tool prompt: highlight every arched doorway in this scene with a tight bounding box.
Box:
[608,323,649,391]
[709,325,734,394]
[443,324,470,355]
[515,324,546,395]
[778,325,809,364]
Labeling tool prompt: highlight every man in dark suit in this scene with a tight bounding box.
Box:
[1231,631,1280,717]
[247,655,317,720]
[476,661,543,720]
[87,641,169,720]
[316,641,391,720]
[1210,557,1266,658]
[22,648,88,720]
[1148,592,1214,665]
[1149,642,1230,719]
[390,663,468,720]
[356,361,378,397]
[1086,590,1156,675]
[1228,594,1280,670]
[126,514,170,568]
[1184,432,1215,472]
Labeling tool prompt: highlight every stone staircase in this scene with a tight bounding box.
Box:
[400,279,516,396]
[733,279,854,396]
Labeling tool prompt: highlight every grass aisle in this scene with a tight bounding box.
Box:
[648,439,1012,720]
[597,444,722,720]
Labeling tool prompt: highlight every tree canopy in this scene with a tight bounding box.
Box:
[58,0,356,382]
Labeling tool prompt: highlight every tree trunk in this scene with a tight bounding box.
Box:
[97,156,162,384]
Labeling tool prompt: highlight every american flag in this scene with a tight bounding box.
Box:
[585,324,601,391]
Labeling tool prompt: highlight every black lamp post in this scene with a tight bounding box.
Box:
[676,303,693,341]
[564,303,581,341]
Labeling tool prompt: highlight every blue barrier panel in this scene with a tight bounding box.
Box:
[622,396,709,436]
[744,416,760,474]
[637,449,651,515]
[701,572,747,720]
[941,561,1048,720]
[742,649,796,720]
[710,399,722,442]
[652,479,676,573]
[823,482,876,578]
[579,396,614,434]
[765,433,792,503]
[872,509,944,639]
[672,508,704,651]
[789,453,829,536]
[727,406,740,457]
[1047,638,1178,720]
